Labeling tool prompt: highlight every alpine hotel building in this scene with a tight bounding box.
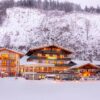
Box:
[0,48,23,76]
[0,45,100,79]
[20,45,73,79]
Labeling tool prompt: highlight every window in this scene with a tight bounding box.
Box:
[54,61,57,64]
[60,55,64,59]
[2,60,7,66]
[46,54,49,57]
[11,68,15,72]
[44,48,47,50]
[0,60,2,65]
[52,48,55,51]
[59,61,64,64]
[9,54,15,59]
[43,48,50,50]
[1,54,8,59]
[57,48,61,52]
[11,60,15,66]
[2,68,6,71]
[46,60,49,64]
[37,53,42,57]
[46,54,57,60]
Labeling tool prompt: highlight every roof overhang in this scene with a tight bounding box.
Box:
[0,48,24,57]
[69,63,100,70]
[20,63,55,67]
[26,44,73,56]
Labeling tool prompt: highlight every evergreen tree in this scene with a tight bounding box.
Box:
[96,6,100,13]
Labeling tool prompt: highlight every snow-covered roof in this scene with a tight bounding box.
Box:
[20,56,36,66]
[93,61,100,66]
[71,60,90,66]
[0,48,24,57]
[72,60,100,66]
[70,63,100,69]
[69,60,100,69]
[27,44,73,55]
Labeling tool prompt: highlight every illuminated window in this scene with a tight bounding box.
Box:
[54,61,57,64]
[46,54,49,57]
[11,60,15,66]
[44,48,47,50]
[46,54,57,59]
[60,55,64,59]
[34,67,40,72]
[1,54,8,59]
[59,61,64,64]
[43,48,50,50]
[2,67,6,71]
[83,72,91,77]
[52,48,56,51]
[20,68,24,73]
[11,68,15,71]
[2,60,7,66]
[46,60,49,64]
[37,53,42,57]
[39,75,45,79]
[0,60,1,65]
[9,54,15,59]
[57,48,61,52]
[0,55,1,59]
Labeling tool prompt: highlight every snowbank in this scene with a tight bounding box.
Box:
[0,78,100,100]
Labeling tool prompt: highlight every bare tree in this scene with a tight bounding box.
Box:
[85,19,90,40]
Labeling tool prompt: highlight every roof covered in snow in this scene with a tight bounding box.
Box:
[71,60,100,66]
[26,44,73,56]
[71,60,90,65]
[69,60,100,69]
[0,48,24,57]
[20,56,36,66]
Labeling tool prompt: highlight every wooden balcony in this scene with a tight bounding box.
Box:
[34,50,71,55]
[28,55,71,61]
[55,64,71,67]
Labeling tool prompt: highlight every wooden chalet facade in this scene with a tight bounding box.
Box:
[0,46,100,80]
[0,48,23,76]
[69,63,100,78]
[20,45,73,76]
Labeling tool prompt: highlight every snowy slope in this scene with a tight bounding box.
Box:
[0,7,100,60]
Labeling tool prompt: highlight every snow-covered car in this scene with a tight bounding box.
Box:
[46,74,56,80]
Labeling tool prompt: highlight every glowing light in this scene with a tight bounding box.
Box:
[1,54,8,59]
[46,55,57,59]
[60,55,64,58]
[57,49,61,52]
[37,53,42,57]
[83,72,90,77]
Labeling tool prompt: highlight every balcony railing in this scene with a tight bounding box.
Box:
[55,64,72,67]
[36,50,71,55]
[28,55,71,60]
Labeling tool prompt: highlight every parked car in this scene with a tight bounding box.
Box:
[46,74,56,80]
[23,72,36,80]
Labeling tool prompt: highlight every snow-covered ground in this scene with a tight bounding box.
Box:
[0,78,100,100]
